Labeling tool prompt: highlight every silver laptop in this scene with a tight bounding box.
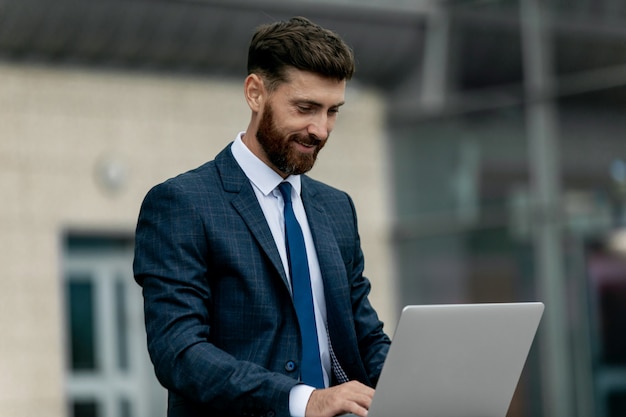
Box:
[346,302,544,417]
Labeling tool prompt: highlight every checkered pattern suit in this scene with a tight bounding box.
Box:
[133,144,390,417]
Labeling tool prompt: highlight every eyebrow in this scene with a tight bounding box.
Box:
[293,99,346,108]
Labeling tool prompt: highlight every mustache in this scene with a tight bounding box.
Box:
[290,133,323,147]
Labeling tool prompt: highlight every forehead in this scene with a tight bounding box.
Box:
[272,68,346,106]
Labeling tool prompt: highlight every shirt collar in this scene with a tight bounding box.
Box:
[231,132,302,197]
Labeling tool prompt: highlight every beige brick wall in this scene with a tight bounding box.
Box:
[0,62,395,416]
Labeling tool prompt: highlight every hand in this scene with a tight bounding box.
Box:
[305,381,375,417]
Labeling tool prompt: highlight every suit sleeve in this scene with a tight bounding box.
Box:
[133,180,297,416]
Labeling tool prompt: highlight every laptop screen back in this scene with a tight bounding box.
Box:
[367,302,544,417]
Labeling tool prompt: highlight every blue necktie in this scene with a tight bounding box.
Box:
[278,182,325,388]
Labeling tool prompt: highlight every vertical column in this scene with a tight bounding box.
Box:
[520,1,575,417]
[420,3,449,112]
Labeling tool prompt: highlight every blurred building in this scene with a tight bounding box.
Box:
[1,1,625,417]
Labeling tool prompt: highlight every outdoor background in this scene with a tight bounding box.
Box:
[1,1,625,417]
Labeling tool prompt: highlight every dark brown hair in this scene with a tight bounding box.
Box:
[247,16,355,91]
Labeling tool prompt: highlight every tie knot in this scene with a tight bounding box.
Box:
[278,182,293,205]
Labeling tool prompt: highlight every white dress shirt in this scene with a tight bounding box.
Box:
[231,133,330,417]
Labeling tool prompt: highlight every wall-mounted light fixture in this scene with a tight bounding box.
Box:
[94,154,128,195]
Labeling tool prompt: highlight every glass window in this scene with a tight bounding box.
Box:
[72,400,99,417]
[66,278,97,371]
[115,276,129,372]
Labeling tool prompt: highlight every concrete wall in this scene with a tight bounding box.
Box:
[0,62,395,416]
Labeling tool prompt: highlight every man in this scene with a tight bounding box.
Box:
[134,16,390,417]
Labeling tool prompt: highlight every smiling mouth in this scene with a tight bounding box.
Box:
[292,141,319,155]
[296,140,315,148]
[292,135,321,150]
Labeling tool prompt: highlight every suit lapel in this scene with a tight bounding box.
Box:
[301,179,352,326]
[215,146,290,290]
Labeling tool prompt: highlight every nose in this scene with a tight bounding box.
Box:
[307,113,331,141]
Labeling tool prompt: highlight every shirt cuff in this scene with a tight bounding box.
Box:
[289,384,316,417]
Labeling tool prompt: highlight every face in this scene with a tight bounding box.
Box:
[254,69,346,177]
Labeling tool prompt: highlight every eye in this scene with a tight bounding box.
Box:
[297,105,313,113]
[328,107,340,116]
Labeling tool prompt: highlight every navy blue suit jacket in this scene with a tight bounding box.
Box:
[133,144,390,417]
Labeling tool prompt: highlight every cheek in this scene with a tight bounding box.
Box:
[286,120,312,136]
[274,110,303,133]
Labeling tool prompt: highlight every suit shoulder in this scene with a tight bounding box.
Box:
[171,159,218,184]
[143,160,219,202]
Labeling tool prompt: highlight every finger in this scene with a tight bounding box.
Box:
[342,403,369,417]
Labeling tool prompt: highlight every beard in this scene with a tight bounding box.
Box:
[256,103,325,176]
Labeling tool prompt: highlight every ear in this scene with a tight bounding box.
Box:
[244,74,265,113]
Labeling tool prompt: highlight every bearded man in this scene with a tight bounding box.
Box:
[133,16,390,417]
